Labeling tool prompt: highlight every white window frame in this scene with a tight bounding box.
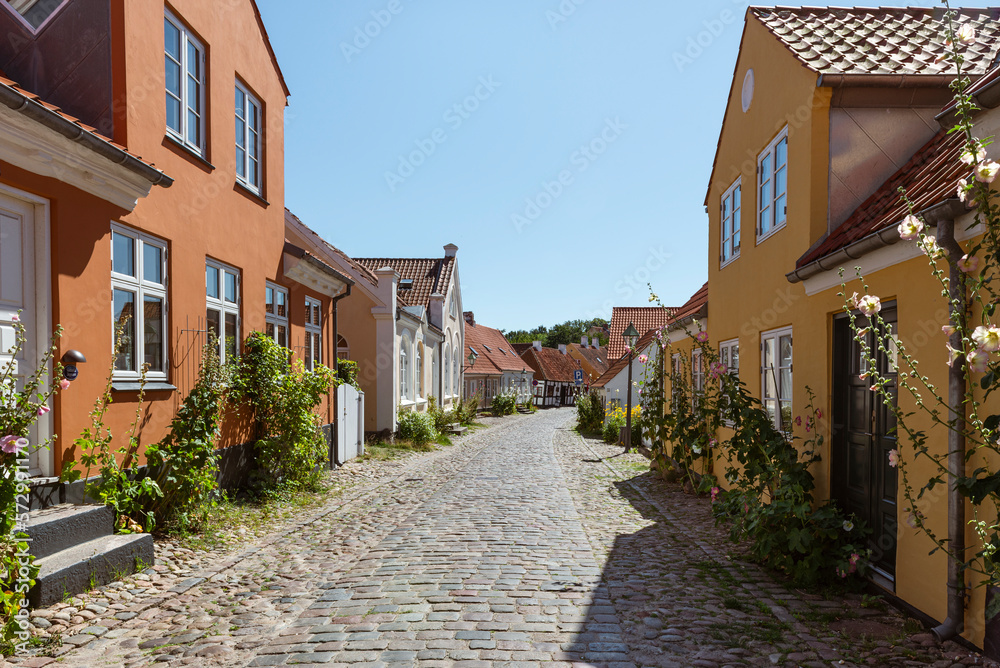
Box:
[415,343,424,399]
[761,326,793,433]
[720,178,741,267]
[164,10,205,155]
[305,296,322,371]
[718,338,740,426]
[206,259,240,364]
[400,332,412,402]
[757,127,788,243]
[264,282,288,349]
[235,81,262,193]
[110,224,168,381]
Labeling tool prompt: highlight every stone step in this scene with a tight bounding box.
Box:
[26,504,114,560]
[30,532,154,607]
[444,425,468,435]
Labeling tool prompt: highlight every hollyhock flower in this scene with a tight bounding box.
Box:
[870,385,878,392]
[36,405,49,417]
[942,325,957,337]
[649,294,658,303]
[919,235,945,259]
[857,328,869,337]
[858,295,881,316]
[946,343,962,367]
[711,487,720,502]
[805,422,812,433]
[843,520,854,532]
[897,215,923,240]
[848,292,860,310]
[837,568,847,579]
[695,331,708,343]
[859,371,869,380]
[958,23,977,45]
[1,436,26,454]
[816,409,823,419]
[709,438,718,448]
[976,160,1000,184]
[888,449,900,468]
[973,325,1000,352]
[59,379,70,390]
[958,254,980,273]
[968,349,990,374]
[692,443,702,455]
[794,416,802,426]
[906,511,920,529]
[957,177,970,203]
[638,354,648,364]
[960,141,986,165]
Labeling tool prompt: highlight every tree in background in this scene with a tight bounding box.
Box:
[504,318,608,347]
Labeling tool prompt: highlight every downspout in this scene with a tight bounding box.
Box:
[330,284,352,469]
[926,201,968,641]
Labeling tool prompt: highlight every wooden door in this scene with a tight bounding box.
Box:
[832,306,898,582]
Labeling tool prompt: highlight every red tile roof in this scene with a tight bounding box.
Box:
[511,342,533,355]
[354,256,456,309]
[592,330,659,389]
[463,322,533,375]
[795,129,967,269]
[753,6,1000,77]
[520,346,583,384]
[608,307,674,360]
[0,74,171,186]
[667,283,709,329]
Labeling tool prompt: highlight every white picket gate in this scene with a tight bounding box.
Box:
[336,384,364,463]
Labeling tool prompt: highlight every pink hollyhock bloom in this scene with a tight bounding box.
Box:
[857,328,869,337]
[36,405,49,417]
[942,325,957,337]
[960,140,986,165]
[968,349,990,374]
[946,343,962,368]
[794,416,802,426]
[972,325,1000,352]
[870,385,878,392]
[837,568,847,579]
[695,331,708,343]
[897,215,923,240]
[976,160,1000,184]
[859,372,869,380]
[888,449,900,468]
[1,435,27,454]
[638,354,648,364]
[848,292,860,310]
[958,254,980,273]
[10,314,18,322]
[59,379,71,391]
[920,236,945,259]
[816,409,822,419]
[957,177,970,203]
[805,422,812,433]
[858,295,881,316]
[711,487,719,502]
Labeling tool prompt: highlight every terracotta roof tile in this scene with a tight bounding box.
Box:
[463,322,533,375]
[520,346,583,383]
[354,256,456,310]
[592,330,659,389]
[753,6,1000,76]
[608,307,674,360]
[795,129,967,269]
[667,283,709,328]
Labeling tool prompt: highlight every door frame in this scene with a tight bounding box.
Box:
[0,183,53,477]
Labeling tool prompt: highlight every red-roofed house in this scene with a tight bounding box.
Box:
[520,342,584,407]
[462,313,534,407]
[704,5,1000,645]
[608,307,674,360]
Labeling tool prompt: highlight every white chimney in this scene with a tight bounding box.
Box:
[580,336,588,347]
[533,341,542,351]
[591,337,599,348]
[558,344,567,355]
[444,243,458,258]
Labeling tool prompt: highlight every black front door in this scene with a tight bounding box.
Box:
[832,305,898,581]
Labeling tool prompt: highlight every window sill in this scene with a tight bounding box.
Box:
[163,133,214,172]
[399,399,416,408]
[755,224,785,246]
[234,180,269,207]
[112,381,176,392]
[719,254,740,269]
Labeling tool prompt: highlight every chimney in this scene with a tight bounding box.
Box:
[591,337,599,348]
[444,243,458,258]
[558,344,567,355]
[580,336,588,347]
[464,311,475,327]
[533,341,542,351]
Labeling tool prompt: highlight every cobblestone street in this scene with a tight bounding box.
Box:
[8,409,994,668]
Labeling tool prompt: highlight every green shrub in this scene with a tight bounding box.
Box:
[603,407,625,444]
[490,391,517,417]
[453,391,482,426]
[337,359,359,389]
[426,396,453,432]
[397,409,437,445]
[575,390,603,433]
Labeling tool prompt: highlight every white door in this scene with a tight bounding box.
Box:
[0,194,46,476]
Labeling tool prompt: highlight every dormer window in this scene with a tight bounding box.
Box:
[2,0,69,32]
[399,279,413,289]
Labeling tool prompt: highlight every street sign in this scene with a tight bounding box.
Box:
[532,379,538,386]
[573,369,584,386]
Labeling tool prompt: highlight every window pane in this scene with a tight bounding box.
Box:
[164,20,180,60]
[225,272,237,303]
[277,291,286,317]
[166,91,181,134]
[277,325,287,349]
[235,87,245,120]
[236,147,246,179]
[225,312,238,360]
[265,287,274,314]
[312,304,321,326]
[143,243,163,284]
[775,193,787,226]
[313,333,321,364]
[206,308,221,357]
[206,265,219,298]
[306,334,313,370]
[143,296,164,372]
[112,232,134,277]
[776,137,787,167]
[187,107,199,146]
[113,289,136,372]
[266,321,275,339]
[731,345,739,373]
[780,335,792,367]
[780,368,792,400]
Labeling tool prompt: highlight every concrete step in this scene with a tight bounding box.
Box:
[26,504,114,560]
[30,532,154,607]
[444,424,468,435]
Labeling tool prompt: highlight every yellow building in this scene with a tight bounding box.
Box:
[705,6,1000,647]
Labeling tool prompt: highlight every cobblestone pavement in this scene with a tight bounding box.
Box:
[6,408,996,667]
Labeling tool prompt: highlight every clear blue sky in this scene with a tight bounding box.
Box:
[256,0,976,332]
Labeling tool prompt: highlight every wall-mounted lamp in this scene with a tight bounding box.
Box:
[61,350,87,381]
[467,351,478,367]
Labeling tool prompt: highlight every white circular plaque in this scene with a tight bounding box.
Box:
[741,69,755,113]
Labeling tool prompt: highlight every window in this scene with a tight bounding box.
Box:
[111,225,167,380]
[761,327,792,432]
[264,283,287,348]
[416,343,424,398]
[692,349,705,409]
[444,344,450,397]
[400,333,411,401]
[304,297,322,371]
[235,83,262,193]
[2,0,69,31]
[758,129,788,241]
[431,345,439,398]
[670,353,682,411]
[719,339,739,377]
[164,11,205,154]
[721,179,741,266]
[206,260,240,364]
[337,334,350,361]
[449,294,457,318]
[453,338,460,396]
